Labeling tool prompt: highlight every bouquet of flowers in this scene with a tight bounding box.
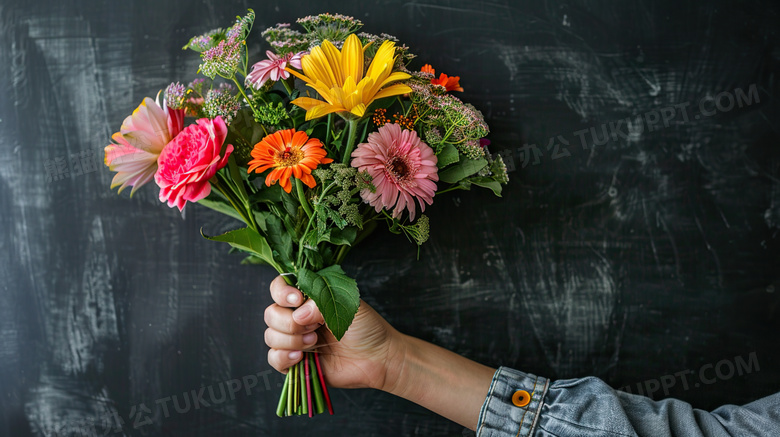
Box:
[104,10,508,417]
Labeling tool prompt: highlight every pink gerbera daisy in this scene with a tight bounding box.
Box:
[245,50,304,89]
[350,123,438,221]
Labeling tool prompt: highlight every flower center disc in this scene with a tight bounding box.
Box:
[388,157,409,179]
[277,147,303,167]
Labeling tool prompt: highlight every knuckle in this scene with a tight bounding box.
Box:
[268,351,283,372]
[263,306,274,326]
[287,317,298,334]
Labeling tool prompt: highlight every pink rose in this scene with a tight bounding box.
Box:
[155,116,233,210]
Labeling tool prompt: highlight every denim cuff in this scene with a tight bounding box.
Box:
[476,367,549,437]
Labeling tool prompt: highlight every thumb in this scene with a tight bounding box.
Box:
[293,299,324,326]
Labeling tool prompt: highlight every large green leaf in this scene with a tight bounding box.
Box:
[241,255,269,266]
[266,214,293,270]
[251,184,283,204]
[318,226,358,246]
[197,195,245,222]
[436,143,460,169]
[296,266,360,341]
[468,176,503,197]
[330,227,358,245]
[438,156,488,184]
[201,227,282,272]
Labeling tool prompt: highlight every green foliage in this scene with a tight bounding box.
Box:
[266,214,294,270]
[385,213,431,247]
[461,176,503,196]
[253,101,290,126]
[314,164,370,233]
[318,226,358,246]
[296,265,360,341]
[197,193,246,222]
[201,226,283,273]
[438,156,488,184]
[436,142,459,169]
[183,28,226,52]
[297,13,363,44]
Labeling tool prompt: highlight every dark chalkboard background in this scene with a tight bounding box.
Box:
[1,1,779,436]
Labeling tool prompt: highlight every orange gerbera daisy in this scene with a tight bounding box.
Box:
[247,129,333,193]
[421,64,463,92]
[432,73,463,92]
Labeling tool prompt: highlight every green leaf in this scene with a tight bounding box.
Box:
[365,95,397,113]
[266,214,294,270]
[251,183,283,204]
[241,255,269,265]
[318,205,348,229]
[227,155,250,204]
[280,189,299,218]
[251,184,298,222]
[320,245,336,266]
[303,247,324,271]
[253,210,272,233]
[436,143,460,169]
[469,176,503,197]
[201,227,282,272]
[324,227,358,246]
[296,266,360,341]
[438,156,488,184]
[197,195,245,222]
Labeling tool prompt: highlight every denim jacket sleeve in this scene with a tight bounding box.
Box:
[476,366,780,437]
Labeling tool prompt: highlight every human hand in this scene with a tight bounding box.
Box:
[264,275,406,391]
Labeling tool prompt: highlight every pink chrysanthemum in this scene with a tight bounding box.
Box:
[246,50,304,89]
[350,123,438,221]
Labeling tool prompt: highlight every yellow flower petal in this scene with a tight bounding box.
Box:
[290,96,331,111]
[365,40,396,82]
[317,41,344,87]
[341,34,363,85]
[307,103,345,120]
[373,83,413,100]
[288,35,410,120]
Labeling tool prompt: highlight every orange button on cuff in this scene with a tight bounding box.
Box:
[512,390,531,407]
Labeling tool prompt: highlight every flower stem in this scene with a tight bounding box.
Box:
[211,175,255,232]
[296,181,337,268]
[282,77,295,96]
[299,358,307,415]
[232,77,258,114]
[435,184,467,195]
[295,178,313,219]
[341,118,359,164]
[309,352,326,414]
[314,349,334,414]
[359,116,370,143]
[276,373,289,417]
[305,352,313,417]
[334,245,350,265]
[325,114,333,146]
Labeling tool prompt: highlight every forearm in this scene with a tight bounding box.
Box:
[382,333,495,430]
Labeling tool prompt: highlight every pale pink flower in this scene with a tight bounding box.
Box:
[351,123,438,221]
[104,96,184,195]
[154,116,233,211]
[245,50,304,89]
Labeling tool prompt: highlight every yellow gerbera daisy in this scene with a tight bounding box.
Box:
[287,34,412,120]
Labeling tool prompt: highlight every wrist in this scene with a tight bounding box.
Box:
[378,329,411,394]
[376,331,495,430]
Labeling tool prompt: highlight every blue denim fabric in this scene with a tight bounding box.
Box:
[476,367,780,437]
